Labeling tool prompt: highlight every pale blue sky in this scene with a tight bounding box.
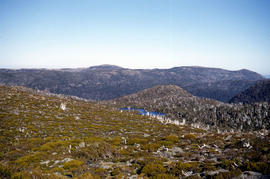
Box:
[0,0,270,74]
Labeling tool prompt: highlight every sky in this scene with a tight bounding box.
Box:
[0,0,270,74]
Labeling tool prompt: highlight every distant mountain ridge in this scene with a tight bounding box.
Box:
[108,85,270,131]
[0,65,264,102]
[229,80,270,104]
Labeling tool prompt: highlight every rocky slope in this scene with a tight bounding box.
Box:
[108,85,270,131]
[1,84,270,178]
[229,80,270,104]
[0,65,264,102]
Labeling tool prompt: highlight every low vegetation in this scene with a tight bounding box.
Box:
[0,85,269,178]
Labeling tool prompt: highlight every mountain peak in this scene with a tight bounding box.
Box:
[88,64,123,70]
[111,85,194,107]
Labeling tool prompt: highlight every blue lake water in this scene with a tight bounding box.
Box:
[119,108,165,116]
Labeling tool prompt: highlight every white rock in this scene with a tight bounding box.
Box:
[243,142,250,148]
[40,160,50,165]
[60,103,66,110]
[79,142,85,148]
[182,170,193,177]
[62,158,73,163]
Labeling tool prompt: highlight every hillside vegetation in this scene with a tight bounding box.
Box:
[109,85,270,131]
[0,85,270,178]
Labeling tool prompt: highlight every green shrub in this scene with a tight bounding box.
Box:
[175,161,193,170]
[63,159,83,170]
[72,142,119,161]
[184,134,196,140]
[110,136,122,146]
[186,175,202,179]
[141,162,166,177]
[153,173,176,179]
[95,168,107,177]
[0,164,11,178]
[40,140,67,152]
[127,137,147,145]
[207,168,241,179]
[230,168,242,177]
[51,167,65,174]
[165,134,179,143]
[247,162,270,174]
[15,152,47,167]
[213,172,230,179]
[111,167,121,176]
[202,163,217,171]
[142,143,161,152]
[11,172,30,179]
[28,137,43,146]
[40,144,53,151]
[159,141,174,148]
[77,172,94,179]
[6,150,23,161]
[11,167,56,179]
[171,161,199,176]
[221,160,233,170]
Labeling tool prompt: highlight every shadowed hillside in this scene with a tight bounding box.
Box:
[230,80,270,104]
